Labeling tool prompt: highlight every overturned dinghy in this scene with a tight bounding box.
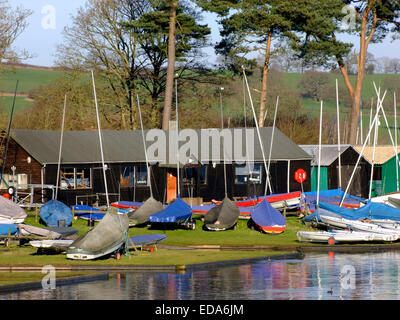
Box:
[18,224,63,239]
[66,208,129,260]
[128,197,164,226]
[149,197,195,230]
[249,199,286,234]
[30,239,74,251]
[40,200,73,227]
[203,197,240,231]
[0,196,27,224]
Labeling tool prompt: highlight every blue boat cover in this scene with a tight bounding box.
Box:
[250,199,286,227]
[314,201,400,221]
[40,200,73,227]
[128,233,167,247]
[149,197,192,223]
[0,224,18,236]
[71,204,105,221]
[302,188,365,211]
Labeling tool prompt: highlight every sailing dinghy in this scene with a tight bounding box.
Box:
[0,196,27,224]
[249,199,286,234]
[40,199,73,227]
[66,208,129,260]
[296,230,397,243]
[203,196,240,231]
[148,197,195,230]
[128,196,164,226]
[30,239,74,251]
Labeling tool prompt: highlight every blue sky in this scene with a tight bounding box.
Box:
[9,0,400,67]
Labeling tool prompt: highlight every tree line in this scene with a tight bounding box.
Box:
[1,0,400,145]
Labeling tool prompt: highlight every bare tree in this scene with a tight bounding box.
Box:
[0,1,32,68]
[56,0,151,129]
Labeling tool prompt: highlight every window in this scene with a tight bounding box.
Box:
[183,166,207,185]
[135,165,148,186]
[60,167,91,189]
[0,174,16,189]
[234,163,262,185]
[120,164,148,187]
[120,165,134,187]
[76,168,91,189]
[17,174,28,186]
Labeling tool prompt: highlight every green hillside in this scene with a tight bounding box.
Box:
[0,65,398,145]
[0,66,63,93]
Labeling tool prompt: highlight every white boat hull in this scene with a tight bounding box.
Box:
[297,230,374,243]
[30,240,74,249]
[66,240,124,260]
[297,230,397,243]
[319,215,400,239]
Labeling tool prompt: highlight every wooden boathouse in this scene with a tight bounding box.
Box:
[0,128,312,207]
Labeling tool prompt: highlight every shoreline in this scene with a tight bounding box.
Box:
[1,243,400,292]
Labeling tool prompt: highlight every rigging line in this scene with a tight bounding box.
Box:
[91,71,110,208]
[243,76,256,201]
[55,94,67,200]
[136,94,153,198]
[242,66,272,196]
[175,76,180,197]
[265,96,279,196]
[340,89,387,206]
[219,87,228,198]
[1,80,19,185]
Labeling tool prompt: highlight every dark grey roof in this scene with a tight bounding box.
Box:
[299,144,351,166]
[11,128,311,165]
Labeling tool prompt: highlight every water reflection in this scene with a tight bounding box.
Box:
[2,251,400,300]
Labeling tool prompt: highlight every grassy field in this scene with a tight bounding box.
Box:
[0,65,398,144]
[0,66,63,93]
[0,212,314,269]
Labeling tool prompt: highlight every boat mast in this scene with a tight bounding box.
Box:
[175,75,180,198]
[219,87,227,198]
[336,79,342,189]
[369,89,379,200]
[317,100,323,207]
[372,82,400,194]
[136,94,153,198]
[395,92,399,192]
[1,80,18,184]
[55,95,67,200]
[340,89,387,206]
[265,96,279,196]
[91,71,110,208]
[242,66,272,196]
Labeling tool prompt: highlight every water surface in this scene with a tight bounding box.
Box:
[2,251,400,300]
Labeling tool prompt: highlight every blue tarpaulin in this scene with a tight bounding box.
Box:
[305,201,400,222]
[128,234,167,247]
[149,197,192,223]
[250,199,286,228]
[303,188,365,211]
[0,224,19,236]
[40,200,73,227]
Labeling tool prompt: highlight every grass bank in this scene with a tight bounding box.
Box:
[0,213,313,269]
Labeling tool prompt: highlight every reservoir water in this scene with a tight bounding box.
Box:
[2,251,400,300]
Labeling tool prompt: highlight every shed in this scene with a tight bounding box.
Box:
[353,145,400,196]
[300,145,370,198]
[1,128,312,206]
